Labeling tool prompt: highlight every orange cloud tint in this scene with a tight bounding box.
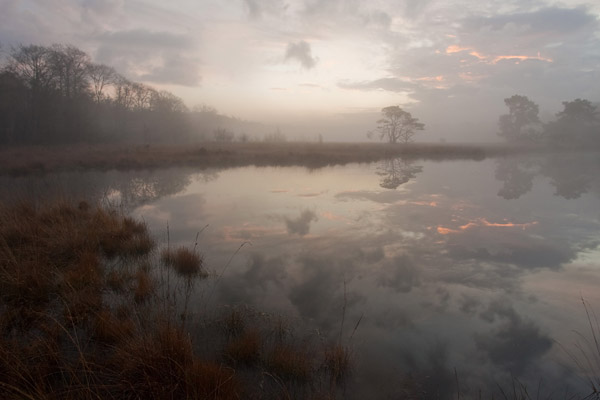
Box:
[468,51,486,60]
[478,219,538,229]
[437,226,459,235]
[411,201,438,207]
[446,45,470,54]
[416,75,444,82]
[321,211,348,222]
[458,222,478,230]
[491,53,553,64]
[459,72,487,82]
[437,218,538,235]
[446,45,553,66]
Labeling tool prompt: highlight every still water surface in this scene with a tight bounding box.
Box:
[3,154,600,397]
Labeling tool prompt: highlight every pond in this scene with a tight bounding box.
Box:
[3,153,600,398]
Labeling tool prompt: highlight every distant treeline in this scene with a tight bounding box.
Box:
[0,44,274,145]
[498,95,600,148]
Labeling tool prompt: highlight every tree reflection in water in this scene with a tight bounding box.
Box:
[494,154,597,200]
[377,158,423,190]
[0,168,219,210]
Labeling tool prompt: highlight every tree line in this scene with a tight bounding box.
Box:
[369,97,598,147]
[498,95,600,147]
[0,43,198,145]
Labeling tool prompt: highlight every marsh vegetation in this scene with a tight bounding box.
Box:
[0,200,352,399]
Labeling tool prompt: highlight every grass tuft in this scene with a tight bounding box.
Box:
[133,267,154,304]
[0,200,353,399]
[160,246,206,278]
[225,329,262,365]
[323,344,351,384]
[266,343,313,382]
[93,309,135,344]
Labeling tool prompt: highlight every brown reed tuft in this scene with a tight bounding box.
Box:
[160,246,206,278]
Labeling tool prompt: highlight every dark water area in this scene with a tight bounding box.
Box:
[2,153,600,398]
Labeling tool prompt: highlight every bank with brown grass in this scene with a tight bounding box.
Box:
[0,141,550,176]
[0,200,351,399]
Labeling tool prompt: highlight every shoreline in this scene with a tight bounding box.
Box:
[0,141,569,175]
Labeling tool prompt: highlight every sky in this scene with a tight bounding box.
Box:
[1,0,599,141]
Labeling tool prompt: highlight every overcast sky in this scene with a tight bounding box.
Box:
[1,0,599,141]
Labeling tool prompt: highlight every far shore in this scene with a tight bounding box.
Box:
[0,141,584,175]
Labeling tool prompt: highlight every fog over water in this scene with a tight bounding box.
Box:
[3,153,600,397]
[2,0,599,142]
[2,1,600,398]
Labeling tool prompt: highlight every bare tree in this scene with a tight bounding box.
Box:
[369,106,424,144]
[8,45,54,92]
[87,63,116,104]
[114,75,135,110]
[151,90,187,113]
[49,44,90,99]
[132,83,155,111]
[0,42,196,144]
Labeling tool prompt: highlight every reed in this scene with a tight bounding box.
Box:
[0,199,354,399]
[0,141,552,175]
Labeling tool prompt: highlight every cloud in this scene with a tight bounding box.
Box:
[81,0,124,20]
[362,10,392,28]
[94,29,201,86]
[444,237,575,270]
[243,0,287,19]
[288,253,365,330]
[464,7,598,36]
[335,189,406,204]
[284,209,318,235]
[476,301,553,374]
[303,0,346,17]
[459,294,481,315]
[377,255,420,293]
[285,40,318,69]
[210,252,291,307]
[243,0,262,19]
[96,29,193,49]
[140,54,201,86]
[338,78,416,93]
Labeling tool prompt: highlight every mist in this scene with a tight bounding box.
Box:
[2,1,600,399]
[1,0,599,144]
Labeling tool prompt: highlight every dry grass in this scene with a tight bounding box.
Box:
[225,329,262,365]
[323,344,351,384]
[133,267,154,304]
[0,141,553,176]
[0,200,240,399]
[105,268,131,293]
[0,199,355,399]
[160,246,206,278]
[266,343,314,382]
[93,309,135,344]
[221,308,246,337]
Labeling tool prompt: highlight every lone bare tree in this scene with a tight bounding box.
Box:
[369,106,424,144]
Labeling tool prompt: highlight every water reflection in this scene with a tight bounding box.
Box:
[377,158,423,189]
[284,209,318,236]
[0,168,217,211]
[495,158,536,199]
[494,153,599,200]
[2,155,600,397]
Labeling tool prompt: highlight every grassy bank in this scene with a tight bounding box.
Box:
[0,141,548,175]
[0,200,351,399]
